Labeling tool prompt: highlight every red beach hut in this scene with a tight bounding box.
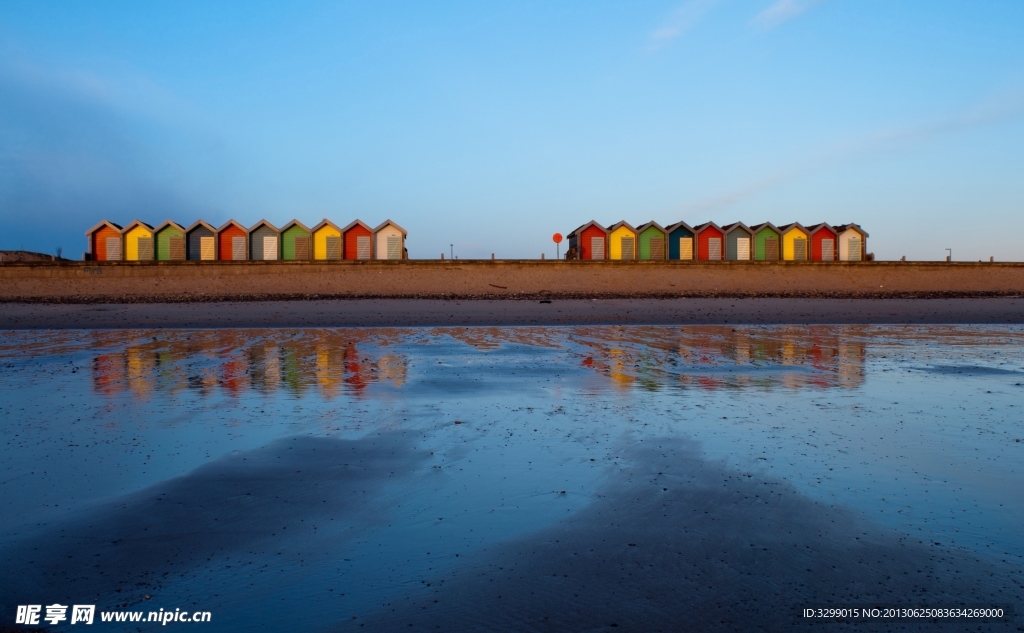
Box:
[808,223,838,261]
[694,222,725,261]
[342,220,373,260]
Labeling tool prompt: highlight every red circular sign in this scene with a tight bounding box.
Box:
[552,233,563,244]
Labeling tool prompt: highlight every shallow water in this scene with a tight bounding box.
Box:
[1,326,1022,631]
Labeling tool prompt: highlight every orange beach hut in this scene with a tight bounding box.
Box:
[85,220,123,261]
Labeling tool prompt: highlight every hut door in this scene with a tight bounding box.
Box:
[325,236,341,260]
[736,238,750,260]
[263,236,278,260]
[387,236,401,260]
[590,237,604,260]
[764,238,778,260]
[649,237,664,260]
[294,236,309,259]
[169,237,185,260]
[357,236,371,259]
[821,239,834,261]
[848,238,861,261]
[200,236,215,260]
[232,236,246,260]
[708,237,721,260]
[106,237,122,261]
[793,238,807,260]
[620,237,634,260]
[679,237,693,260]
[137,237,154,261]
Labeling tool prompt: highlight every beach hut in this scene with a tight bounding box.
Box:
[153,220,186,261]
[248,220,280,261]
[186,220,217,261]
[694,222,725,261]
[808,223,838,261]
[566,221,608,260]
[342,220,373,260]
[373,220,407,260]
[121,220,155,261]
[311,219,343,260]
[607,221,638,260]
[722,222,755,261]
[836,224,869,262]
[636,222,668,260]
[749,223,781,261]
[85,220,123,261]
[666,221,695,260]
[779,223,810,261]
[280,220,312,261]
[217,220,248,261]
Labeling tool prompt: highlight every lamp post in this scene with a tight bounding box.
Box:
[552,233,562,260]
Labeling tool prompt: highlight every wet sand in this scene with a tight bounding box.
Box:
[1,297,1023,328]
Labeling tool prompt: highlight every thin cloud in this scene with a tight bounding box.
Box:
[648,0,721,50]
[752,0,825,30]
[680,92,1024,213]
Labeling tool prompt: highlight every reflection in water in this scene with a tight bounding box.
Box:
[83,327,869,400]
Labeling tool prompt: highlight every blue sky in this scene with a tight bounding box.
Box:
[2,1,1023,260]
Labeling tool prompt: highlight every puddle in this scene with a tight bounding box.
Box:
[1,325,1022,631]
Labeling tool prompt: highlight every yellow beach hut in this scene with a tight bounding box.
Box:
[312,219,343,260]
[121,220,155,261]
[779,223,810,261]
[607,221,638,261]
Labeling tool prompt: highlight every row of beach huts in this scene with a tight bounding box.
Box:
[85,219,407,261]
[566,221,869,261]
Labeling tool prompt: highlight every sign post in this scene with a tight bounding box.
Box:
[552,233,563,260]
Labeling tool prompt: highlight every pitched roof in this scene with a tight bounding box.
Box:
[721,222,754,235]
[373,219,407,236]
[693,221,723,234]
[606,220,637,233]
[279,219,312,233]
[636,221,667,234]
[665,221,695,234]
[834,223,869,238]
[120,219,154,234]
[85,219,122,236]
[341,219,372,233]
[311,218,342,233]
[153,220,185,234]
[568,220,607,238]
[749,222,781,235]
[777,222,809,235]
[185,219,217,234]
[807,222,837,236]
[216,219,248,233]
[247,219,279,234]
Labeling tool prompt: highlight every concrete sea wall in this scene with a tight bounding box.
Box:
[1,260,1022,302]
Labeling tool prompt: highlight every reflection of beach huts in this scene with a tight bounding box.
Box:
[636,221,667,260]
[808,223,838,261]
[85,220,123,261]
[836,224,869,261]
[312,219,343,260]
[343,220,373,260]
[749,223,781,261]
[722,222,754,261]
[121,220,155,261]
[567,221,608,260]
[186,220,218,261]
[607,221,637,260]
[694,222,724,260]
[154,220,186,261]
[248,220,280,261]
[217,220,248,260]
[666,221,695,260]
[373,220,407,260]
[280,220,312,261]
[779,223,810,261]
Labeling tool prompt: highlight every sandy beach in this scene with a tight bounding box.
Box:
[1,297,1022,328]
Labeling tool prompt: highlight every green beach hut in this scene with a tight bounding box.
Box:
[280,220,312,261]
[153,220,186,261]
[749,222,782,261]
[636,221,668,260]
